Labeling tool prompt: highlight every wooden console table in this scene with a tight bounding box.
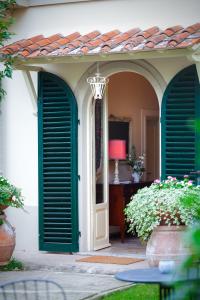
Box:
[109,182,152,242]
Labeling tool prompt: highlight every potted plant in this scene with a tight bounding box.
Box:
[0,175,24,265]
[124,176,200,266]
[127,145,145,182]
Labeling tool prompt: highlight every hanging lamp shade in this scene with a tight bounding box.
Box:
[87,63,109,100]
[87,72,109,100]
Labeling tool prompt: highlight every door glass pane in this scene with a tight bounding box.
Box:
[95,99,104,204]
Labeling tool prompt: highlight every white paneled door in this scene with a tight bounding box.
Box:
[92,93,110,250]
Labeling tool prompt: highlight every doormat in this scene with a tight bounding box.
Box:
[76,255,144,265]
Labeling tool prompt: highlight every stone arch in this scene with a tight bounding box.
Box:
[75,60,166,251]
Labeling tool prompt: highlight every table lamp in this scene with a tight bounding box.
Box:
[109,140,126,184]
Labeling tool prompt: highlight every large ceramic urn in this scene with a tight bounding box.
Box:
[146,225,189,267]
[0,213,16,265]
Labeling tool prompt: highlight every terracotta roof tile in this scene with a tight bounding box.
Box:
[36,38,52,47]
[85,38,102,48]
[29,35,44,43]
[163,25,183,37]
[80,46,89,54]
[0,23,199,59]
[20,49,31,57]
[84,30,101,40]
[56,37,70,46]
[183,23,200,34]
[4,44,22,53]
[137,26,160,39]
[176,37,200,48]
[48,34,63,42]
[67,32,81,41]
[100,30,120,42]
[18,39,33,48]
[124,36,145,50]
[168,32,191,47]
[126,28,141,37]
[101,28,140,52]
[28,50,41,58]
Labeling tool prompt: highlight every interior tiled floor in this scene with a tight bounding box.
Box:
[96,235,146,258]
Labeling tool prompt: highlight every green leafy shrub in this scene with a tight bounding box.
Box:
[0,175,24,212]
[0,258,24,271]
[125,176,200,241]
[0,0,16,101]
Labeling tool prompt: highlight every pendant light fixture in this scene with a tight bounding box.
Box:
[87,63,109,100]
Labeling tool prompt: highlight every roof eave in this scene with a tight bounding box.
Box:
[5,46,198,69]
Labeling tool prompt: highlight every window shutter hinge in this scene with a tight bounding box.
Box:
[78,175,80,181]
[79,231,81,237]
[78,119,80,125]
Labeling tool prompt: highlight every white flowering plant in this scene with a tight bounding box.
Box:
[127,145,145,175]
[0,175,24,213]
[124,176,200,241]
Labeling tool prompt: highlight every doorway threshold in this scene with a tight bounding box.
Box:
[78,237,146,259]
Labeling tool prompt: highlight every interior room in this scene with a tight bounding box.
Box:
[107,71,159,246]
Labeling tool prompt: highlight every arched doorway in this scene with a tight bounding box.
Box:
[94,71,159,249]
[76,60,166,252]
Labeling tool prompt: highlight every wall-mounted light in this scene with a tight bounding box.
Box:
[87,63,109,100]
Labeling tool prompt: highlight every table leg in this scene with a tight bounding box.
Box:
[159,284,174,300]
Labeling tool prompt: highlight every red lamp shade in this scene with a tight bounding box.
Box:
[109,140,126,160]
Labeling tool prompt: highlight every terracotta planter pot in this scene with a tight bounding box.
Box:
[0,214,16,266]
[146,225,189,267]
[0,204,9,211]
[0,198,12,212]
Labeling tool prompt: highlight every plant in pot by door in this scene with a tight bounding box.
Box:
[0,176,24,265]
[124,176,200,267]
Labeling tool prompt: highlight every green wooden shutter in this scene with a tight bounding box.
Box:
[38,71,78,252]
[161,65,200,180]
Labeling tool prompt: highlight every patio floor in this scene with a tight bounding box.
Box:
[97,236,146,258]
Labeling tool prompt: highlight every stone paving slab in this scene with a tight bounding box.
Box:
[14,251,148,275]
[0,249,148,299]
[0,270,132,300]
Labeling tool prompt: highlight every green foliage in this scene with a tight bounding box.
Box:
[0,258,24,271]
[100,284,159,300]
[171,119,200,300]
[0,175,24,212]
[125,177,200,241]
[0,0,16,101]
[171,191,200,300]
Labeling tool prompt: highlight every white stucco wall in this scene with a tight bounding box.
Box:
[2,59,195,253]
[11,0,200,41]
[1,0,199,253]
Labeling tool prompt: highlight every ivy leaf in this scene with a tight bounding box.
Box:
[0,0,16,101]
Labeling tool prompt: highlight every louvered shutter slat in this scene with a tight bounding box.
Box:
[162,65,200,181]
[38,72,78,252]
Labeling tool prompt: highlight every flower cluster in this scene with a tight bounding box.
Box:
[153,175,193,189]
[125,176,200,241]
[0,176,24,212]
[127,145,145,174]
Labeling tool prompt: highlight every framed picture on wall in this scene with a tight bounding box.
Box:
[108,115,132,156]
